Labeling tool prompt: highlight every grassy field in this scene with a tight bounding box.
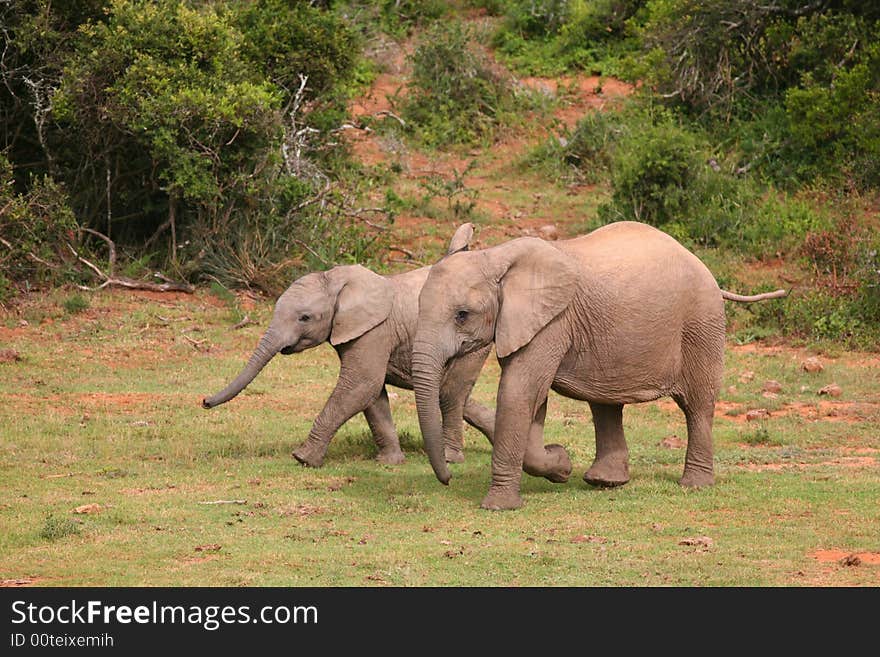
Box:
[1,288,878,587]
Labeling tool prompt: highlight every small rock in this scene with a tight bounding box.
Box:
[679,536,714,548]
[739,371,755,383]
[746,409,770,422]
[18,319,29,327]
[538,224,559,241]
[73,503,101,514]
[763,380,783,393]
[0,349,21,363]
[727,385,737,394]
[762,392,779,399]
[801,357,824,373]
[194,544,221,552]
[818,383,842,397]
[839,554,862,567]
[571,535,606,544]
[659,435,686,449]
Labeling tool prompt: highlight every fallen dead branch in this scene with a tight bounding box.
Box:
[231,315,252,330]
[68,229,194,293]
[182,335,208,350]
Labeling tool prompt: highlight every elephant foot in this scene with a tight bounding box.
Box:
[480,487,523,511]
[523,444,572,483]
[376,448,406,465]
[583,453,630,488]
[543,444,572,483]
[444,447,465,464]
[679,467,714,488]
[292,443,326,468]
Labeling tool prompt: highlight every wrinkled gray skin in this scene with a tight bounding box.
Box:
[203,224,494,467]
[412,221,785,510]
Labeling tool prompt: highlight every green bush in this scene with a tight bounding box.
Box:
[399,22,515,146]
[0,0,369,296]
[380,0,449,37]
[0,154,80,292]
[40,515,80,541]
[738,192,833,258]
[492,0,646,76]
[63,294,89,315]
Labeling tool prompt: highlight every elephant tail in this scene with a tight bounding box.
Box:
[721,288,788,303]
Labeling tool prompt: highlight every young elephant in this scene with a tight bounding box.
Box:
[203,224,494,467]
[411,221,786,510]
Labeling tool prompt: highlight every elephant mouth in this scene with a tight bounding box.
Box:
[280,345,297,355]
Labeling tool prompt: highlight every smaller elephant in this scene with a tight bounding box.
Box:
[202,224,494,467]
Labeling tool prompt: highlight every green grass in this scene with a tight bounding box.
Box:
[0,290,878,586]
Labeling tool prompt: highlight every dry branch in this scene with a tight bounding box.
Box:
[67,231,194,293]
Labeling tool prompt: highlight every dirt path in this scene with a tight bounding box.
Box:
[342,34,634,263]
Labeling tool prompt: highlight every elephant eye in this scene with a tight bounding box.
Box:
[454,309,469,324]
[299,314,311,322]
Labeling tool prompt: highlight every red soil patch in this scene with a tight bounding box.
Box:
[1,391,177,416]
[519,75,634,128]
[743,456,877,472]
[812,550,880,565]
[179,555,219,565]
[656,397,878,425]
[0,577,47,587]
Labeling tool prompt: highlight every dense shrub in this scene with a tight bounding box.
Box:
[592,109,759,246]
[492,0,646,76]
[398,22,515,146]
[1,0,366,293]
[0,154,80,302]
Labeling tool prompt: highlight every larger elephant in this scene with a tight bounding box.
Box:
[411,221,785,510]
[203,224,494,467]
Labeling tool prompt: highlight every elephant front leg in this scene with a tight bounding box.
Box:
[363,387,405,465]
[292,371,382,468]
[583,402,630,487]
[481,371,556,511]
[522,399,572,483]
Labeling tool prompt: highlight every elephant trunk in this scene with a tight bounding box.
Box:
[202,329,282,409]
[412,338,451,485]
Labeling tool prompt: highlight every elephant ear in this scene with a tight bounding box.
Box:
[325,265,393,346]
[446,222,475,255]
[494,238,579,359]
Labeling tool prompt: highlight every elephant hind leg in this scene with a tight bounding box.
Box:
[674,323,723,487]
[675,395,715,488]
[583,402,630,488]
[364,386,405,465]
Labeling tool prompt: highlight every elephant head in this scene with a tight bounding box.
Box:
[202,264,393,409]
[412,237,578,484]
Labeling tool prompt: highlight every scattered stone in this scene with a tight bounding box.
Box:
[746,409,770,422]
[194,544,221,552]
[659,435,686,449]
[73,503,101,514]
[679,536,714,548]
[727,385,737,394]
[763,380,783,393]
[571,535,606,544]
[801,357,824,373]
[0,349,21,363]
[818,383,842,397]
[739,371,755,383]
